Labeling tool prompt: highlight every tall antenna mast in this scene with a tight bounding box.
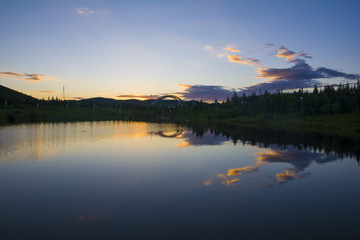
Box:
[62,85,65,101]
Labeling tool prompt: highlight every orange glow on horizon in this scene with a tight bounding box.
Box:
[178,84,191,88]
[115,96,152,101]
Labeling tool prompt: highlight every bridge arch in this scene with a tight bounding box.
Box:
[151,95,187,108]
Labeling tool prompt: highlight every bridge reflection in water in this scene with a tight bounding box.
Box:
[156,129,183,138]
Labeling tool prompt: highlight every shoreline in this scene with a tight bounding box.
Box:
[1,106,359,140]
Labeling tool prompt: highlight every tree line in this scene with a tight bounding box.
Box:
[212,80,360,117]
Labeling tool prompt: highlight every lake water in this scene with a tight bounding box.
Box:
[1,121,359,240]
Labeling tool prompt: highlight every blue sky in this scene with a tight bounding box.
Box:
[1,0,359,101]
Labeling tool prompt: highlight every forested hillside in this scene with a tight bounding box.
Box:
[0,85,37,104]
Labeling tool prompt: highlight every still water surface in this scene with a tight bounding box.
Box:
[0,121,359,239]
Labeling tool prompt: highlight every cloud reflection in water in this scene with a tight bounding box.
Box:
[153,126,350,187]
[0,122,351,188]
[210,148,339,187]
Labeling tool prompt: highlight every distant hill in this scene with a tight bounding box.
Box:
[78,97,154,106]
[0,85,37,104]
[78,97,120,105]
[0,84,187,106]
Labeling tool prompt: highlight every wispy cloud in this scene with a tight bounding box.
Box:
[265,43,276,47]
[216,44,261,67]
[276,47,311,62]
[76,7,109,16]
[225,45,240,53]
[228,55,260,66]
[76,8,95,15]
[204,45,215,52]
[217,44,242,58]
[0,72,52,81]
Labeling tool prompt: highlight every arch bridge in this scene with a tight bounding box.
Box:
[151,95,187,108]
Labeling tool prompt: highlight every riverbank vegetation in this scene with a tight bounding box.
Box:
[173,82,360,138]
[1,82,360,138]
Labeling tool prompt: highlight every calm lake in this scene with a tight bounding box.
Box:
[1,121,359,239]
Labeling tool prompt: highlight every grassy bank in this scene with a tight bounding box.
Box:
[0,104,172,123]
[0,105,123,123]
[1,105,359,139]
[171,111,360,139]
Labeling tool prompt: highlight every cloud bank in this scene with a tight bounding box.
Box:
[177,84,235,102]
[224,45,359,88]
[248,61,360,93]
[123,43,360,102]
[186,44,360,101]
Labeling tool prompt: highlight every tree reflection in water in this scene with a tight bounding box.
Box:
[188,123,360,162]
[178,123,359,187]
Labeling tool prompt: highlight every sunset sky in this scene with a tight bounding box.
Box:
[1,0,359,101]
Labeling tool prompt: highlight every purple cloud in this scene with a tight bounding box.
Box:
[251,61,360,93]
[214,44,359,94]
[178,84,234,102]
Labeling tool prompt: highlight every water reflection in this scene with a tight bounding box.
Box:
[152,127,229,148]
[0,121,183,162]
[1,121,357,186]
[157,129,183,138]
[184,124,359,187]
[177,131,228,147]
[213,147,339,186]
[1,121,359,239]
